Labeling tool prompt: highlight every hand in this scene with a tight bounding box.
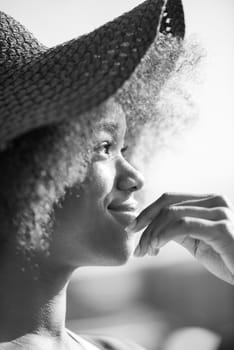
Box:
[129,193,234,285]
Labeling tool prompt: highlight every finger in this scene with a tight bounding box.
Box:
[173,235,198,255]
[152,217,234,275]
[173,236,215,260]
[173,195,233,210]
[136,216,159,256]
[147,246,160,257]
[134,239,160,257]
[131,194,233,234]
[130,192,212,233]
[137,206,231,256]
[152,217,233,256]
[172,236,234,284]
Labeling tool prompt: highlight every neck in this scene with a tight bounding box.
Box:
[0,248,75,343]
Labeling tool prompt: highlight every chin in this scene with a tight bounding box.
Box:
[109,245,133,266]
[74,212,136,267]
[98,225,135,266]
[96,249,132,267]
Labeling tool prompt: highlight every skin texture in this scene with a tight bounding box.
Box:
[0,110,234,350]
[131,193,234,285]
[0,23,230,349]
[50,112,144,268]
[0,33,204,255]
[0,35,232,348]
[0,110,144,350]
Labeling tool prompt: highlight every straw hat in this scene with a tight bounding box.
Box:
[0,0,185,152]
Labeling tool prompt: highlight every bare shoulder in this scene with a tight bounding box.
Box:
[0,335,51,350]
[85,334,147,350]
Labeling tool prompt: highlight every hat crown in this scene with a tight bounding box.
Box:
[0,0,185,152]
[0,11,45,77]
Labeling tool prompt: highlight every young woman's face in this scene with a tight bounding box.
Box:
[50,109,144,268]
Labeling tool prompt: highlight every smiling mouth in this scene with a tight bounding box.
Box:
[107,203,138,227]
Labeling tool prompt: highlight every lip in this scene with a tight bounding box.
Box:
[108,202,137,212]
[107,201,138,227]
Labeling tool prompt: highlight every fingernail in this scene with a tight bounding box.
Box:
[134,245,143,257]
[147,244,155,256]
[151,239,159,249]
[152,247,160,256]
[148,244,160,256]
[125,220,137,233]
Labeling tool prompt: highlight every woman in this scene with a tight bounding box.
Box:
[0,0,233,349]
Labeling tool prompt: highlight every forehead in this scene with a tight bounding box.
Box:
[96,119,125,134]
[94,99,126,137]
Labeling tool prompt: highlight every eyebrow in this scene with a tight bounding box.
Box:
[95,121,120,137]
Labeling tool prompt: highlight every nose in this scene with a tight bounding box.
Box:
[116,159,145,193]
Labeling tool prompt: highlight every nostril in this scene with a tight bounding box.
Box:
[117,176,143,192]
[129,185,138,193]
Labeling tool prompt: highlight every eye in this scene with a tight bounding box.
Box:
[103,141,112,155]
[94,141,128,159]
[97,141,112,156]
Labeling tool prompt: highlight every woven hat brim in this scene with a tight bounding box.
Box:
[0,0,185,151]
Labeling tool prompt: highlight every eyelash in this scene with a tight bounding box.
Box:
[98,141,128,156]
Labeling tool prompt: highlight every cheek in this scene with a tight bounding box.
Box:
[50,161,133,267]
[86,162,115,203]
[78,162,116,245]
[82,163,133,262]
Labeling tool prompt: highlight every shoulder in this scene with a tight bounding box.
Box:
[84,334,147,350]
